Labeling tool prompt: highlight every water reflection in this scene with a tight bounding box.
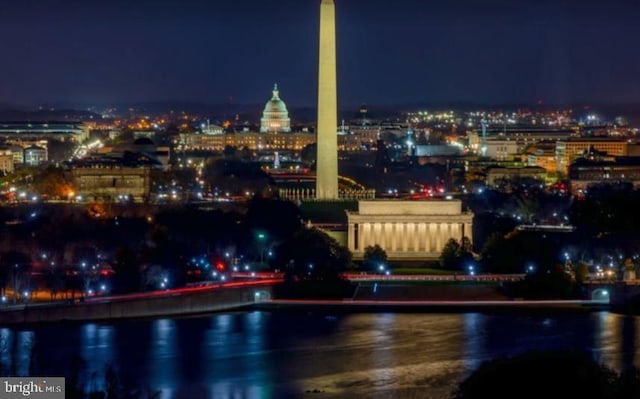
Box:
[0,311,639,398]
[593,312,640,371]
[621,316,637,370]
[79,323,114,393]
[205,311,271,398]
[150,319,177,398]
[0,329,13,375]
[369,312,397,395]
[463,313,484,370]
[594,311,623,370]
[14,331,34,376]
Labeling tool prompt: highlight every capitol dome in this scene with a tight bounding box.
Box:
[260,84,291,133]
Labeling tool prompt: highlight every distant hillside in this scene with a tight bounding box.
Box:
[1,101,638,126]
[0,107,100,121]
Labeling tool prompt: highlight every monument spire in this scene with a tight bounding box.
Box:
[315,0,339,199]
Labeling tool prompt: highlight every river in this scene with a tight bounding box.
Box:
[0,310,638,398]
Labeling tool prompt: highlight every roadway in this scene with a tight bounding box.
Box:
[83,278,283,304]
[0,273,525,311]
[0,279,283,310]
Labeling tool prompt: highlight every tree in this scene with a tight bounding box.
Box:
[440,238,461,270]
[514,194,541,223]
[150,168,196,191]
[45,269,66,300]
[374,140,390,172]
[453,351,640,399]
[239,146,252,161]
[31,166,73,199]
[223,145,237,158]
[481,230,562,275]
[574,262,590,284]
[363,244,388,272]
[245,197,303,243]
[440,237,474,271]
[481,232,510,273]
[460,236,473,257]
[570,182,639,234]
[300,143,317,164]
[47,139,75,163]
[111,247,141,293]
[203,158,272,196]
[2,250,31,303]
[111,130,134,145]
[275,228,351,282]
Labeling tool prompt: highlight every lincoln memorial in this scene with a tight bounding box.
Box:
[346,200,474,260]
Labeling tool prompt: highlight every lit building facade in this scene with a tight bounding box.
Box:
[8,145,23,164]
[260,84,291,133]
[0,148,14,173]
[0,122,89,142]
[526,144,558,175]
[346,200,473,260]
[24,145,47,166]
[484,139,519,160]
[70,165,151,202]
[486,166,547,187]
[178,131,316,152]
[556,138,629,174]
[569,157,640,192]
[468,128,577,154]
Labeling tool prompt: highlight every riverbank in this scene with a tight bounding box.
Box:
[0,281,612,326]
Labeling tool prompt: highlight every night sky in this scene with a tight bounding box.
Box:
[1,0,640,108]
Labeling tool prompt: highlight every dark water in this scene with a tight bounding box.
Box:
[0,310,639,398]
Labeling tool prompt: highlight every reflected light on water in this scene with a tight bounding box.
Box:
[3,311,640,398]
[150,319,177,398]
[206,312,271,398]
[594,311,622,370]
[0,329,14,375]
[370,313,397,394]
[14,331,34,377]
[463,313,485,371]
[79,323,114,393]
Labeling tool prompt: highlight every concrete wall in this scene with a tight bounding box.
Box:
[0,285,275,325]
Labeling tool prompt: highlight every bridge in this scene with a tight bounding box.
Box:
[0,279,281,325]
[584,281,640,309]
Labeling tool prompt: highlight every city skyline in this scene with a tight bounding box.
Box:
[1,0,640,107]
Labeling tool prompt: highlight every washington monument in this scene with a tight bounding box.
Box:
[315,0,339,199]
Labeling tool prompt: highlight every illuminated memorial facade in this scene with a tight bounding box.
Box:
[346,200,474,259]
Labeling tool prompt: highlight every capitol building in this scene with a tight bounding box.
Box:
[260,84,291,133]
[178,84,316,152]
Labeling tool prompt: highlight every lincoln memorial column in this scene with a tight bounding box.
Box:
[348,223,354,251]
[401,223,409,252]
[390,223,397,252]
[417,222,426,252]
